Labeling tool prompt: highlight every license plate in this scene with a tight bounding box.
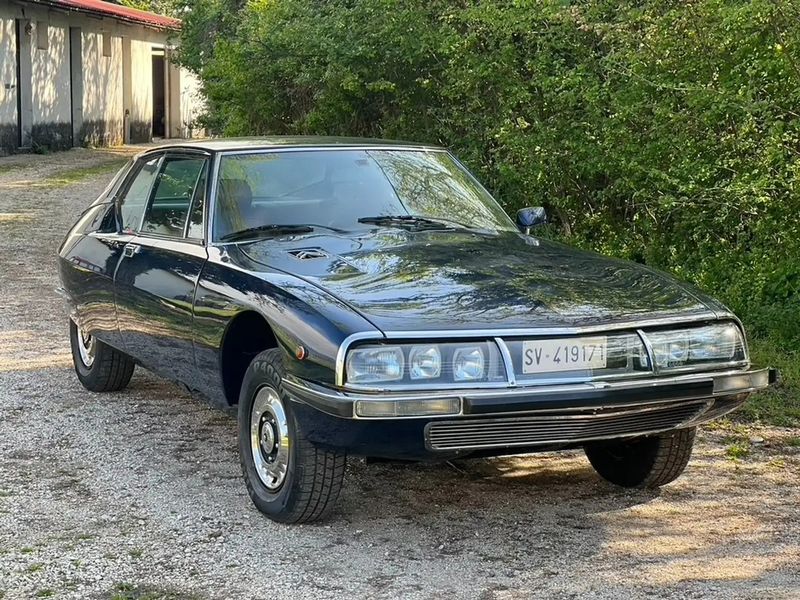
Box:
[522,337,607,374]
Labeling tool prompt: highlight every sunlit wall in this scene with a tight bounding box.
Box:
[0,2,204,155]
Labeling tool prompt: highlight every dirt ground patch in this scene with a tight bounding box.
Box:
[0,148,798,599]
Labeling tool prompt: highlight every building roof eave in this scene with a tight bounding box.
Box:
[22,0,181,31]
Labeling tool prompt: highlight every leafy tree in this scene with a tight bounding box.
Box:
[178,0,800,346]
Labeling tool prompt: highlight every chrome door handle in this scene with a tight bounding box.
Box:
[123,244,141,258]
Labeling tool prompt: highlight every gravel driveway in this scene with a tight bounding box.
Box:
[0,148,798,600]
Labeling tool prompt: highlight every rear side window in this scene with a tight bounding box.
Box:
[119,156,161,233]
[141,156,207,238]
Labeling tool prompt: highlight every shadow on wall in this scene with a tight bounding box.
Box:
[0,124,16,156]
[129,120,151,144]
[1,118,141,154]
[79,119,123,148]
[31,122,72,152]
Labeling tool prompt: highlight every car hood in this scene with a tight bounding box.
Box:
[240,229,719,332]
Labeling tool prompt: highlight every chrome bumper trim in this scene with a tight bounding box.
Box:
[283,367,774,420]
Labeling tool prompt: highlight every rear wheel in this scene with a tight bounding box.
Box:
[238,348,346,523]
[69,319,135,392]
[584,428,696,488]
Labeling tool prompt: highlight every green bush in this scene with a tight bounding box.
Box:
[180,0,800,350]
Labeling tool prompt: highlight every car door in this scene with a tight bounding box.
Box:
[59,162,140,349]
[113,151,210,386]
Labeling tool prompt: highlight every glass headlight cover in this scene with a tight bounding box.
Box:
[453,346,485,381]
[345,346,404,384]
[645,322,746,370]
[409,345,442,379]
[345,341,504,386]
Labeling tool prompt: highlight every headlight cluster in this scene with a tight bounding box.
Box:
[345,342,504,386]
[343,322,747,389]
[645,322,746,370]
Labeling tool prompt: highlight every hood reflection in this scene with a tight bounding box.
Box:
[239,229,714,331]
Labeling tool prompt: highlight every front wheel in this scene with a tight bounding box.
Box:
[238,348,346,523]
[584,427,696,488]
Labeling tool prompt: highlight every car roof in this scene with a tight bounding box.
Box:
[140,136,446,154]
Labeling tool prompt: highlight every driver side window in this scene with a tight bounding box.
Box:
[141,156,207,238]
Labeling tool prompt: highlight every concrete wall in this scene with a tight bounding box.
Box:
[128,37,154,142]
[30,16,72,150]
[0,15,18,152]
[0,0,204,155]
[79,28,124,147]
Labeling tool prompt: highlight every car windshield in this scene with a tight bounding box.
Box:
[212,149,516,241]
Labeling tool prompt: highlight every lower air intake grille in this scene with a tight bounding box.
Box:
[426,400,709,451]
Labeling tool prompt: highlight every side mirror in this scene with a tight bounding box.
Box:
[516,207,547,234]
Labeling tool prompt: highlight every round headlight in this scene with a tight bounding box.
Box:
[346,346,404,384]
[453,346,485,381]
[409,345,441,379]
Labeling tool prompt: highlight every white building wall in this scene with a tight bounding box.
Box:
[0,13,18,152]
[0,0,204,154]
[80,29,123,146]
[30,17,72,147]
[128,37,154,142]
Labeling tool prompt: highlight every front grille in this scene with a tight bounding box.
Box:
[426,400,710,451]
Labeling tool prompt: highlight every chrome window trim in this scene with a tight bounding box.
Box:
[182,158,210,241]
[125,235,208,259]
[141,153,208,240]
[206,151,222,247]
[216,146,448,157]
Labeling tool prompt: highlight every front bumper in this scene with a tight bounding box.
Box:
[283,368,777,459]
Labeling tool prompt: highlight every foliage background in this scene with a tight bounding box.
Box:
[130,0,800,423]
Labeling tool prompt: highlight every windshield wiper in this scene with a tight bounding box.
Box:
[220,224,314,242]
[358,215,457,230]
[358,214,488,233]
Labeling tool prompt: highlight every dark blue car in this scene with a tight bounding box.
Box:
[58,137,776,523]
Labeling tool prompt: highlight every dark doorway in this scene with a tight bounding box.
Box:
[15,19,33,149]
[152,52,166,138]
[14,20,22,148]
[69,27,83,147]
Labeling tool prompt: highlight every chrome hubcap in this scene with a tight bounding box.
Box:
[77,327,96,367]
[250,386,290,491]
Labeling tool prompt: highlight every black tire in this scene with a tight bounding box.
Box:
[238,348,346,524]
[584,427,696,488]
[69,319,135,393]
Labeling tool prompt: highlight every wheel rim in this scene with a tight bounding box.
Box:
[76,326,96,367]
[250,386,290,491]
